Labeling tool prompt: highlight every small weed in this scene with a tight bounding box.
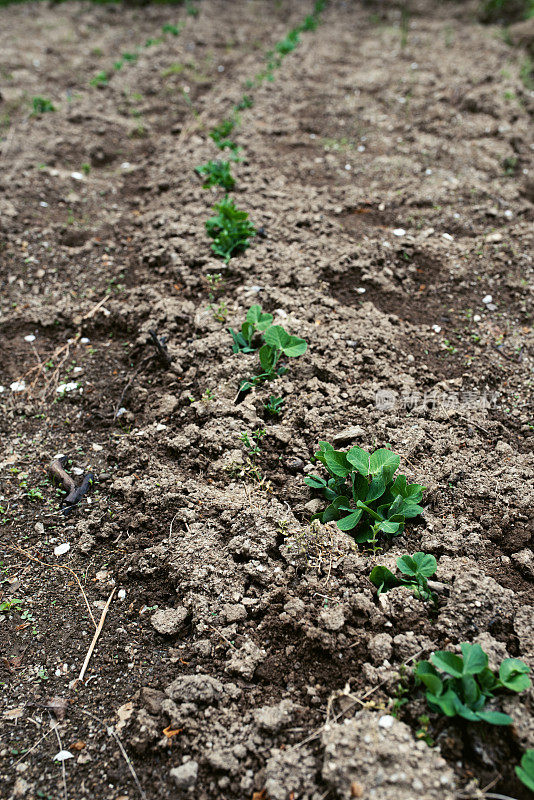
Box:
[391,665,409,717]
[234,94,253,111]
[186,1,199,16]
[415,714,434,746]
[0,598,23,613]
[81,163,91,176]
[162,23,183,35]
[502,155,518,175]
[369,552,437,603]
[195,159,235,190]
[239,428,266,458]
[90,71,109,88]
[161,62,185,77]
[516,749,534,792]
[205,195,256,262]
[264,395,285,416]
[209,118,240,154]
[26,487,44,502]
[36,667,49,682]
[415,643,531,725]
[305,445,426,546]
[31,96,55,115]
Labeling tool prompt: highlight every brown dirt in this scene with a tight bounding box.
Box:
[0,1,533,799]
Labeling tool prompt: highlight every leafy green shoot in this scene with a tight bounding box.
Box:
[516,749,534,792]
[234,94,254,112]
[229,304,273,354]
[305,445,426,545]
[162,23,183,35]
[264,396,285,416]
[209,118,240,154]
[205,196,256,262]
[415,643,531,726]
[370,552,437,602]
[31,96,55,114]
[90,71,109,88]
[239,428,266,458]
[195,160,235,190]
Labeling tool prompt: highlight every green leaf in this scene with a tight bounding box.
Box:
[263,326,307,357]
[397,553,436,578]
[499,658,531,693]
[323,450,352,478]
[369,449,400,476]
[461,675,481,707]
[366,473,386,503]
[346,446,370,475]
[351,473,368,502]
[246,304,273,331]
[336,509,363,531]
[402,503,424,519]
[369,565,398,593]
[304,475,327,489]
[516,750,534,792]
[378,520,400,535]
[259,344,276,373]
[475,709,513,726]
[427,688,459,717]
[460,643,488,675]
[431,651,464,678]
[478,667,499,694]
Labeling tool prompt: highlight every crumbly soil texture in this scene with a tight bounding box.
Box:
[1,1,533,799]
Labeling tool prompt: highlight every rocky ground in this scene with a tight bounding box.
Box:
[0,0,533,798]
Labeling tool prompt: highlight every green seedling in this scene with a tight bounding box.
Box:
[209,118,240,154]
[415,643,531,725]
[0,598,23,613]
[162,23,183,35]
[264,395,284,416]
[31,96,55,115]
[516,749,534,792]
[81,163,91,176]
[205,195,256,262]
[502,155,518,175]
[195,160,235,190]
[239,428,266,458]
[90,71,109,88]
[186,1,199,16]
[234,94,253,111]
[305,445,426,545]
[228,304,273,353]
[370,552,437,602]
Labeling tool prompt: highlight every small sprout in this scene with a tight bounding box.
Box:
[195,160,235,190]
[81,163,91,176]
[209,118,240,154]
[502,155,518,176]
[205,195,256,262]
[305,445,426,546]
[264,396,284,416]
[415,643,531,725]
[516,749,534,792]
[239,428,266,458]
[31,96,55,115]
[26,487,45,502]
[369,552,437,603]
[234,94,253,111]
[162,23,183,35]
[90,71,109,88]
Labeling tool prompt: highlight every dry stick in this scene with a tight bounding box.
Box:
[296,648,425,749]
[70,707,148,800]
[7,545,97,628]
[50,715,68,800]
[77,586,116,684]
[168,511,179,544]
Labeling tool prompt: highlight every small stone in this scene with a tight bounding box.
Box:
[482,295,492,304]
[392,228,406,236]
[378,714,395,729]
[151,607,188,635]
[332,426,365,445]
[170,761,198,788]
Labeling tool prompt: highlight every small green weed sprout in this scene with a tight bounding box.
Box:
[305,445,426,546]
[205,195,256,262]
[370,552,437,602]
[0,598,23,613]
[503,155,518,175]
[209,118,240,153]
[239,428,266,458]
[90,71,109,88]
[31,96,55,115]
[204,272,227,321]
[264,395,284,416]
[195,160,235,190]
[415,643,531,725]
[81,163,91,176]
[162,23,183,35]
[516,749,534,792]
[229,305,307,392]
[234,94,253,111]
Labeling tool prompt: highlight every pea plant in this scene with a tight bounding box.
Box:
[229,305,307,392]
[369,552,437,603]
[516,749,534,792]
[31,96,55,115]
[415,643,531,725]
[195,160,235,190]
[305,444,425,547]
[205,195,256,262]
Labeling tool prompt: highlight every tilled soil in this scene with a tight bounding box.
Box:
[0,1,533,799]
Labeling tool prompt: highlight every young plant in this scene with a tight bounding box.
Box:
[516,749,534,792]
[229,304,273,353]
[415,643,531,725]
[209,118,240,154]
[90,71,109,88]
[31,96,55,114]
[370,552,437,602]
[264,395,284,416]
[162,23,183,35]
[305,445,426,545]
[239,428,265,458]
[195,160,235,190]
[205,195,256,262]
[234,94,253,111]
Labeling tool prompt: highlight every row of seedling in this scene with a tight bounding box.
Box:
[196,0,328,262]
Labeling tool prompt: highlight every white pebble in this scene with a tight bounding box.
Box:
[39,201,48,208]
[118,589,126,600]
[357,145,365,152]
[432,324,441,333]
[10,381,26,392]
[473,314,481,322]
[120,162,131,170]
[80,337,90,344]
[70,172,84,181]
[504,209,513,219]
[393,228,406,236]
[92,443,103,451]
[378,715,395,729]
[356,287,366,294]
[56,382,78,393]
[482,295,492,304]
[344,163,352,171]
[442,232,454,241]
[53,750,74,762]
[24,334,36,342]
[425,168,432,175]
[54,543,70,557]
